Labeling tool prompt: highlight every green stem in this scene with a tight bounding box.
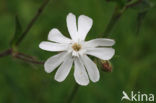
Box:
[66,83,79,103]
[16,0,50,46]
[103,0,143,37]
[103,6,122,37]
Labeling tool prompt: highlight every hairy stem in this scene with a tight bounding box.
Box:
[16,0,50,46]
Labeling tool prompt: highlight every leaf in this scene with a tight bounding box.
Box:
[10,15,22,47]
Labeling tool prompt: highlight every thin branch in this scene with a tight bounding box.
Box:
[17,52,37,60]
[1,1,49,63]
[14,53,44,64]
[125,0,142,9]
[103,0,143,37]
[103,6,121,37]
[16,0,50,46]
[66,83,79,103]
[0,48,44,64]
[0,49,11,57]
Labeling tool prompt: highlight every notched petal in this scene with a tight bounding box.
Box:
[78,15,93,40]
[66,13,78,41]
[48,28,71,43]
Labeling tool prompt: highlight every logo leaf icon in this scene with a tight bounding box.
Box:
[121,91,131,101]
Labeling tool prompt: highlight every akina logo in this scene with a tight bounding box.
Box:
[121,91,155,102]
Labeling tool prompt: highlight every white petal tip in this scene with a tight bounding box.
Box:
[91,73,100,83]
[54,73,66,82]
[44,62,53,73]
[67,13,75,19]
[92,78,100,83]
[79,15,93,24]
[75,80,89,86]
[68,13,74,16]
[77,82,89,86]
[101,38,115,46]
[107,48,115,60]
[44,66,52,73]
[105,39,115,45]
[54,77,64,82]
[48,28,58,34]
[110,39,115,45]
[48,28,58,40]
[39,42,44,49]
[39,41,50,51]
[44,69,51,73]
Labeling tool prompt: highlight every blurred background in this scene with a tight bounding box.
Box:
[0,0,156,103]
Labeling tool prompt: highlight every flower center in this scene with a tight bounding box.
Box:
[72,43,81,51]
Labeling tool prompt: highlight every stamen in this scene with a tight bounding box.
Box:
[72,43,81,51]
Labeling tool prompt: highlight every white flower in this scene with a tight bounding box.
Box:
[39,13,115,86]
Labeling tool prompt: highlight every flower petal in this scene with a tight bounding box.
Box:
[66,13,78,41]
[39,41,68,51]
[80,55,99,82]
[86,48,115,60]
[74,58,89,86]
[78,15,93,40]
[44,52,67,73]
[48,28,71,43]
[85,38,115,48]
[55,54,73,82]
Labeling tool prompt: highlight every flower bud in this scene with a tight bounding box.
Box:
[101,60,112,72]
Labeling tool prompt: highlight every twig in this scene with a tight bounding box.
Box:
[66,83,79,103]
[125,0,142,9]
[14,53,44,64]
[0,49,11,57]
[16,0,50,46]
[17,52,37,60]
[103,6,121,37]
[1,1,49,63]
[103,0,143,37]
[0,48,44,64]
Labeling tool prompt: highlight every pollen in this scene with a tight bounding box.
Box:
[72,43,81,51]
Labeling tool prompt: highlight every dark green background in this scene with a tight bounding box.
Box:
[0,0,156,103]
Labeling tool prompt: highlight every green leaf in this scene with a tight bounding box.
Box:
[10,15,22,47]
